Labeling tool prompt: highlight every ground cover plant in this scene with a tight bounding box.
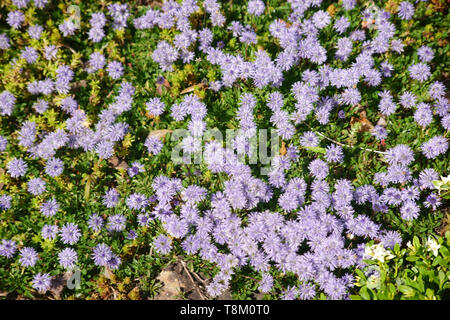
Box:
[0,0,449,300]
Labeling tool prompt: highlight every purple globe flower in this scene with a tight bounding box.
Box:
[127,162,145,178]
[107,214,126,232]
[40,198,60,217]
[92,243,112,266]
[408,63,431,82]
[7,158,28,178]
[325,144,344,163]
[87,52,106,73]
[398,1,414,20]
[41,224,59,240]
[44,45,58,60]
[259,274,273,293]
[0,34,10,50]
[102,188,120,208]
[107,61,124,79]
[32,273,52,293]
[13,0,30,8]
[144,136,163,155]
[34,0,50,9]
[418,46,434,62]
[308,159,329,180]
[0,239,17,258]
[0,194,12,210]
[400,201,420,220]
[28,178,46,195]
[33,99,50,114]
[58,248,78,269]
[0,90,16,115]
[247,0,265,16]
[372,125,388,140]
[425,193,441,210]
[7,11,25,29]
[28,25,43,40]
[107,254,121,270]
[21,46,39,64]
[145,98,166,116]
[59,223,81,245]
[88,213,104,232]
[153,234,172,254]
[45,158,64,177]
[19,247,38,267]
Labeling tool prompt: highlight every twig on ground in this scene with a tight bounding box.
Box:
[179,259,208,300]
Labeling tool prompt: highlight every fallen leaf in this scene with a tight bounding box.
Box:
[156,77,171,95]
[350,111,374,133]
[108,156,128,170]
[0,168,4,191]
[180,83,207,95]
[376,115,387,127]
[279,141,287,156]
[104,266,116,281]
[148,129,173,141]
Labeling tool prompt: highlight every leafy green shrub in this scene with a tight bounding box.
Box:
[352,232,450,300]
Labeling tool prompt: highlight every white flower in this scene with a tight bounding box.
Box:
[364,243,394,262]
[406,241,413,249]
[426,237,440,257]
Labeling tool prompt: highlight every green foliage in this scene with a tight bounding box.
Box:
[352,232,450,300]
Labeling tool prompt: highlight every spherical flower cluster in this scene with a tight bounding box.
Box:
[92,243,113,266]
[32,273,52,293]
[421,136,448,159]
[88,12,106,43]
[408,63,431,82]
[58,248,78,269]
[153,234,172,254]
[103,188,120,208]
[19,247,38,267]
[107,61,124,79]
[146,98,166,117]
[45,158,64,177]
[398,2,414,20]
[0,239,17,258]
[0,34,10,50]
[0,194,12,210]
[27,177,46,195]
[40,198,60,217]
[107,214,127,232]
[145,136,163,155]
[59,223,81,245]
[7,11,25,29]
[87,52,106,73]
[7,158,28,178]
[41,225,59,240]
[28,25,43,40]
[88,213,104,232]
[247,0,265,16]
[0,90,16,116]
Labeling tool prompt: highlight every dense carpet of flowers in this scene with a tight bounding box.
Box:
[0,0,448,300]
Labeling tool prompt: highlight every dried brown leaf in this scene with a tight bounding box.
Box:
[350,111,374,133]
[108,156,128,170]
[148,129,173,141]
[180,83,207,95]
[156,77,171,95]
